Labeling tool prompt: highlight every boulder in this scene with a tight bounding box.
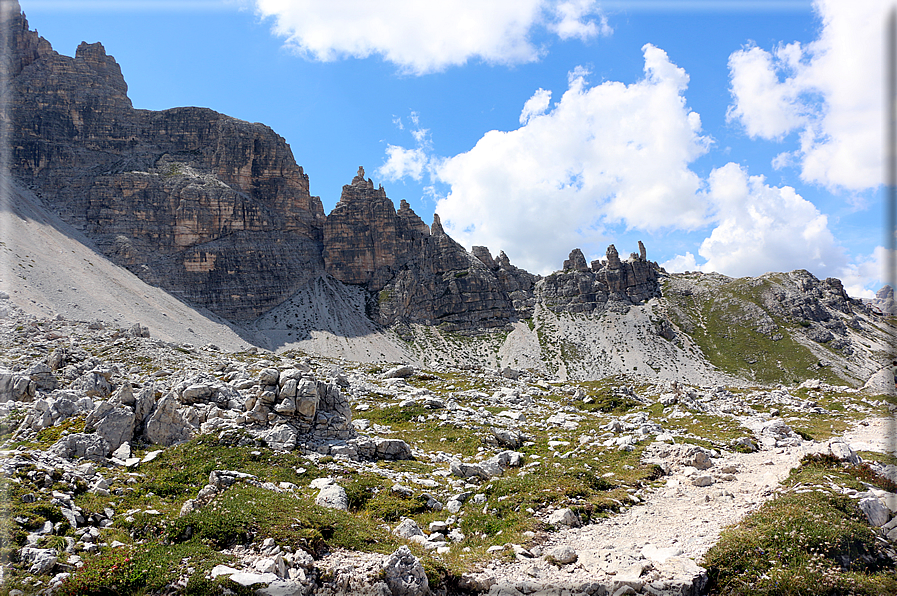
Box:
[73,371,111,398]
[25,363,57,391]
[859,497,890,527]
[259,368,280,385]
[48,433,109,462]
[828,439,860,465]
[262,424,297,451]
[382,546,430,596]
[383,365,415,379]
[315,485,349,511]
[547,508,580,528]
[376,438,413,460]
[547,545,578,565]
[19,547,57,575]
[144,396,194,446]
[0,369,35,402]
[393,518,426,539]
[85,402,135,453]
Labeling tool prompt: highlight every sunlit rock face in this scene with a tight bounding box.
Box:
[5,5,325,320]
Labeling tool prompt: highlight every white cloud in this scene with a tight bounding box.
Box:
[838,246,894,298]
[694,162,845,277]
[549,0,611,41]
[378,145,429,182]
[726,0,888,191]
[519,88,552,124]
[253,0,610,75]
[661,252,700,273]
[427,45,710,274]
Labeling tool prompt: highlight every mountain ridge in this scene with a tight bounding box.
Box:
[2,0,894,389]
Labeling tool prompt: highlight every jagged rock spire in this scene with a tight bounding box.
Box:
[431,213,445,236]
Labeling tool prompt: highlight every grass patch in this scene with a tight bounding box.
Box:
[703,454,897,595]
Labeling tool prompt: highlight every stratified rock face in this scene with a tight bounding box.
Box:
[375,215,534,331]
[323,167,429,291]
[539,245,663,314]
[4,4,325,320]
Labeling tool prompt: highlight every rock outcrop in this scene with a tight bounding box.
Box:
[373,215,536,332]
[323,167,430,291]
[539,245,664,314]
[5,2,325,320]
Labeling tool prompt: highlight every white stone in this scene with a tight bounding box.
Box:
[315,485,348,511]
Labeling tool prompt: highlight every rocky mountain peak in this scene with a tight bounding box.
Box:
[606,244,623,269]
[5,3,325,320]
[431,213,445,236]
[74,41,128,95]
[563,248,590,272]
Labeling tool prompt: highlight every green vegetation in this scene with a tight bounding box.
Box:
[703,453,897,595]
[662,277,845,386]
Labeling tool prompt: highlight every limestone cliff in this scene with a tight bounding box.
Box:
[539,245,663,314]
[4,2,325,320]
[323,167,429,291]
[3,1,662,333]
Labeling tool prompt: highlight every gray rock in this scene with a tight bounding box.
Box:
[74,371,111,398]
[393,518,425,539]
[111,382,136,407]
[48,433,109,462]
[280,379,298,398]
[263,424,297,451]
[25,363,57,391]
[85,402,135,453]
[0,369,35,402]
[500,367,520,380]
[315,485,349,511]
[275,397,297,415]
[19,547,57,575]
[144,395,194,446]
[111,442,131,460]
[382,546,430,596]
[546,508,580,528]
[450,460,489,481]
[859,497,890,527]
[295,392,318,419]
[256,580,309,596]
[692,475,713,487]
[375,438,413,460]
[181,383,215,403]
[229,571,279,586]
[828,440,860,465]
[259,368,280,385]
[490,427,524,449]
[547,545,578,565]
[383,365,415,379]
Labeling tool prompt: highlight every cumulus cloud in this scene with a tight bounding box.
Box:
[378,112,435,182]
[695,162,844,277]
[664,163,888,296]
[838,246,894,298]
[428,45,710,273]
[549,0,612,41]
[519,88,552,124]
[378,145,429,182]
[726,0,887,191]
[253,0,611,75]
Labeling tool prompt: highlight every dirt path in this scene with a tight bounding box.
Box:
[469,415,897,594]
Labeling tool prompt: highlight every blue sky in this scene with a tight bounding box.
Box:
[19,0,890,297]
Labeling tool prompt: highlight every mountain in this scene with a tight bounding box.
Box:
[2,0,894,389]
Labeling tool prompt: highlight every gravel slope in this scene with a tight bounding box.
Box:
[0,182,252,351]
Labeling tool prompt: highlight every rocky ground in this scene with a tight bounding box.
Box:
[1,300,896,596]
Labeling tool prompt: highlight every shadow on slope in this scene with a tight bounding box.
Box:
[251,275,416,363]
[0,181,256,350]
